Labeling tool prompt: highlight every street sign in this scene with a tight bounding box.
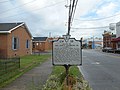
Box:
[52,37,82,66]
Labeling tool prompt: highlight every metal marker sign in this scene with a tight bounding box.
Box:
[52,37,82,66]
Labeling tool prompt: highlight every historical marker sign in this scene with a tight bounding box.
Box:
[52,37,82,65]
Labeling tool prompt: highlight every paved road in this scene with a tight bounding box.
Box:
[1,59,52,90]
[79,49,120,90]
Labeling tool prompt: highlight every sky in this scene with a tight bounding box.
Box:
[0,0,120,39]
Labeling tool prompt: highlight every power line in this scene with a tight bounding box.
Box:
[71,26,109,29]
[68,0,72,35]
[0,0,9,3]
[67,0,78,35]
[71,0,78,23]
[0,0,35,15]
[1,0,65,15]
[74,13,120,22]
[70,0,76,18]
[0,1,65,19]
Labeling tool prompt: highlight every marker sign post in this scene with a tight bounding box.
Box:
[52,35,82,86]
[52,35,82,66]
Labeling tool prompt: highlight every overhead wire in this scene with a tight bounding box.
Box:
[0,0,9,3]
[71,26,109,29]
[67,0,72,34]
[68,0,78,35]
[0,0,35,15]
[1,1,110,31]
[74,13,120,22]
[70,0,75,19]
[71,0,78,23]
[70,0,119,30]
[0,0,65,19]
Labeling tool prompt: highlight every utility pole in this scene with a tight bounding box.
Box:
[92,35,95,49]
[67,0,72,35]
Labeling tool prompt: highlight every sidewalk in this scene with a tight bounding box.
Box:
[1,59,53,90]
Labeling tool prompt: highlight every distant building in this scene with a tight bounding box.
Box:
[116,21,120,38]
[82,39,88,49]
[0,22,32,58]
[32,37,53,52]
[111,21,120,50]
[102,31,116,49]
[87,37,103,49]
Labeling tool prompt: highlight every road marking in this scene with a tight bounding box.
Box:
[96,62,100,64]
[92,62,100,65]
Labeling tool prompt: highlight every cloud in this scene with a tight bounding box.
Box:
[75,0,102,16]
[70,0,120,39]
[96,2,117,17]
[1,0,120,39]
[18,0,67,36]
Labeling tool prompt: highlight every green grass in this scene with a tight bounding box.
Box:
[42,66,80,90]
[20,54,50,69]
[42,66,92,90]
[0,54,51,88]
[42,66,66,90]
[69,66,81,77]
[51,66,66,84]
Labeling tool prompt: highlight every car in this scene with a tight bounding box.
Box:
[102,47,113,52]
[115,48,120,54]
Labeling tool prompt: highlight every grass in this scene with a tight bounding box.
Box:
[20,54,50,69]
[51,66,66,84]
[69,66,82,78]
[42,66,92,90]
[42,66,65,90]
[0,54,51,88]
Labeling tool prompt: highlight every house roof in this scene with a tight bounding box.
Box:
[0,22,32,37]
[0,22,23,32]
[33,37,48,42]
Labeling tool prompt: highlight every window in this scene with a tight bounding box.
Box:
[36,43,39,46]
[33,42,35,48]
[12,37,19,50]
[26,40,29,48]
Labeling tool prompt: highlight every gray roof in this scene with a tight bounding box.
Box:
[0,22,32,38]
[0,22,23,31]
[33,37,48,42]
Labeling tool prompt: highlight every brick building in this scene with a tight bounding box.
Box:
[107,21,120,50]
[0,22,32,58]
[32,37,53,52]
[102,31,116,49]
[113,21,120,50]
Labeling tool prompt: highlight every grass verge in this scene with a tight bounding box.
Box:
[0,54,51,88]
[42,66,92,90]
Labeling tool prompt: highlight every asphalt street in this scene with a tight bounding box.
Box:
[79,49,120,90]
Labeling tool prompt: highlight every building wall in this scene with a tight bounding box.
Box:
[6,26,32,58]
[32,38,53,52]
[0,34,8,58]
[111,42,116,49]
[103,33,112,48]
[116,21,120,38]
[88,41,92,49]
[32,42,45,52]
[45,38,53,51]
